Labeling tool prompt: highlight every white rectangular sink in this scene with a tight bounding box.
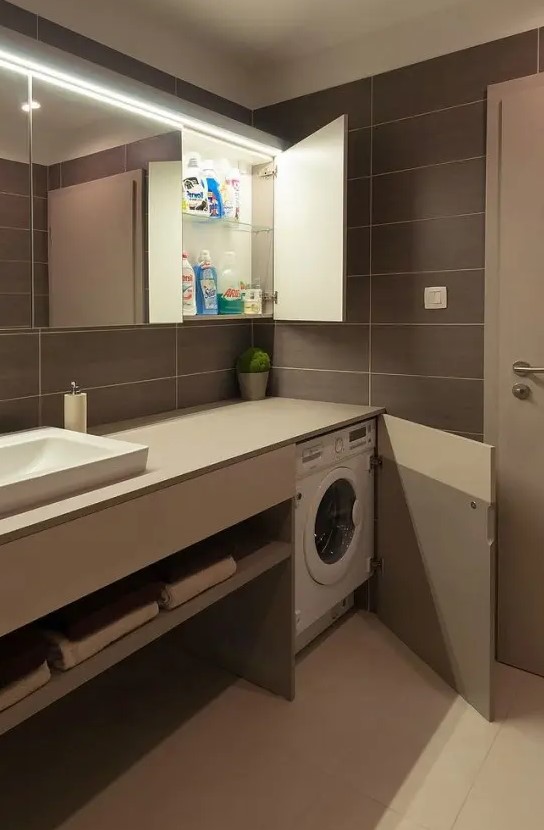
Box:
[0,428,149,516]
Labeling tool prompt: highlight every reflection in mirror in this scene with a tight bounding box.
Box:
[31,79,182,327]
[0,68,31,327]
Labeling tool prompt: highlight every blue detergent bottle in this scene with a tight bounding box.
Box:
[202,160,224,218]
[195,249,218,315]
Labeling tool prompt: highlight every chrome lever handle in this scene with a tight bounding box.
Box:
[513,361,544,377]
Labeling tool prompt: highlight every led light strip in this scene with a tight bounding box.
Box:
[0,47,279,159]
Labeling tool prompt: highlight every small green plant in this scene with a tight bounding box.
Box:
[237,346,271,374]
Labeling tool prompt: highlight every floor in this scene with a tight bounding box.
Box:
[0,610,542,830]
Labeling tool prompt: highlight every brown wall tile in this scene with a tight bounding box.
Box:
[33,294,49,328]
[33,165,48,199]
[274,323,369,372]
[346,277,370,323]
[33,197,47,232]
[540,29,544,71]
[0,158,30,197]
[372,158,486,224]
[252,319,275,359]
[0,261,30,294]
[271,367,369,405]
[371,373,483,433]
[177,369,239,409]
[0,294,30,327]
[175,80,251,126]
[0,1,36,37]
[373,102,486,174]
[33,231,48,265]
[47,164,61,191]
[347,226,370,275]
[372,271,484,324]
[0,396,39,432]
[33,263,48,296]
[0,228,30,261]
[372,214,485,273]
[371,324,484,378]
[178,323,251,374]
[253,78,371,143]
[373,30,538,123]
[41,327,176,393]
[347,177,371,227]
[0,193,30,230]
[0,332,38,399]
[37,19,176,95]
[126,132,182,172]
[60,146,126,188]
[348,128,372,178]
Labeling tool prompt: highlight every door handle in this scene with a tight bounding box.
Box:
[513,361,544,377]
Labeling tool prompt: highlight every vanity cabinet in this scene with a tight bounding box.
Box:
[148,116,347,324]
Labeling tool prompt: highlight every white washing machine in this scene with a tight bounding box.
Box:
[295,419,376,652]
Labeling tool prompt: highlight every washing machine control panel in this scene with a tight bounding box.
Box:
[297,419,376,475]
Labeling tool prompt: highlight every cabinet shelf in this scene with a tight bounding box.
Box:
[183,213,273,234]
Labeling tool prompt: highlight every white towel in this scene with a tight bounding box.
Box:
[0,660,51,712]
[45,601,159,671]
[160,555,237,611]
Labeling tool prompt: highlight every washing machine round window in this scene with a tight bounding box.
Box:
[304,467,364,586]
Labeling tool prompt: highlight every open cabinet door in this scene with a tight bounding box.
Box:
[274,116,346,322]
[376,415,496,720]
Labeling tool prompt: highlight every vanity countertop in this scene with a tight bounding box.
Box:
[0,398,384,545]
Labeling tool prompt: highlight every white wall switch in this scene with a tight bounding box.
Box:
[424,286,447,309]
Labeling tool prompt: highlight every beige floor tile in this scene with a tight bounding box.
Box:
[452,790,544,830]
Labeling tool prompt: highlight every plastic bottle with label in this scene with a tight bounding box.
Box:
[182,252,197,316]
[195,249,218,315]
[182,153,209,215]
[202,160,224,218]
[218,251,244,315]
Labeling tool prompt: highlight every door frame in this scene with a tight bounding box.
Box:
[485,72,544,444]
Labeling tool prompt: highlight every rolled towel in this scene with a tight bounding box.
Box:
[158,547,237,611]
[0,661,51,713]
[45,601,159,671]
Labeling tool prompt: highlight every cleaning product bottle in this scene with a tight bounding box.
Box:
[182,252,197,316]
[230,166,241,221]
[202,160,224,218]
[218,251,244,315]
[219,158,235,220]
[182,153,209,215]
[195,250,218,315]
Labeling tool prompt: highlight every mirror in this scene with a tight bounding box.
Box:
[30,79,182,327]
[0,67,31,327]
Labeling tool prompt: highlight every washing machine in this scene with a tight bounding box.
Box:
[295,419,376,652]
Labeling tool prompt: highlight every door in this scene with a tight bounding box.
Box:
[304,467,363,585]
[274,116,346,322]
[48,170,144,327]
[486,77,544,677]
[375,415,496,720]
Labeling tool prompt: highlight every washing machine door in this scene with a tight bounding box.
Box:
[304,466,363,585]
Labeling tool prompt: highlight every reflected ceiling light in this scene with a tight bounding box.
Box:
[21,99,40,112]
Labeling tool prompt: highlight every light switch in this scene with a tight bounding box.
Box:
[424,286,447,309]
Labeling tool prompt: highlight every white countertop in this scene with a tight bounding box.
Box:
[0,399,383,545]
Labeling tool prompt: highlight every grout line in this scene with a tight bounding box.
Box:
[370,267,483,276]
[346,124,372,134]
[274,366,369,375]
[37,328,42,425]
[371,322,484,327]
[371,98,486,128]
[450,722,504,829]
[347,174,371,182]
[371,155,486,178]
[174,326,179,409]
[40,376,177,398]
[370,371,483,381]
[372,211,485,228]
[178,368,234,378]
[348,223,371,230]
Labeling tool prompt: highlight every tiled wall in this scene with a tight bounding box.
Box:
[0,320,254,432]
[256,29,541,439]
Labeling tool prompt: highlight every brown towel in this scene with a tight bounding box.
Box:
[46,574,162,640]
[0,661,51,713]
[0,627,48,688]
[157,542,237,611]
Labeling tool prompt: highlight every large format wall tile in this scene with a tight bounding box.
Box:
[347,227,371,275]
[59,146,126,188]
[347,177,371,227]
[0,0,36,37]
[372,157,486,224]
[373,102,486,174]
[372,214,485,273]
[0,332,39,399]
[126,132,182,171]
[253,78,371,143]
[371,374,483,433]
[0,396,39,432]
[177,369,238,409]
[348,128,372,178]
[274,324,369,372]
[178,323,252,374]
[540,29,544,71]
[346,277,370,323]
[0,158,31,197]
[0,262,31,294]
[0,228,30,261]
[0,295,31,328]
[41,327,176,393]
[371,324,484,379]
[373,30,538,123]
[372,271,484,324]
[271,368,369,405]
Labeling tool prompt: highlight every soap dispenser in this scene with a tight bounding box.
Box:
[64,381,87,433]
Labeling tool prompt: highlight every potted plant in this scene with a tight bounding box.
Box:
[236,346,271,401]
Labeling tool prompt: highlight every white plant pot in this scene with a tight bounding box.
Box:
[237,371,269,401]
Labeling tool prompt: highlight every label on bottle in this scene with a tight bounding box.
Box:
[182,273,194,310]
[218,286,244,315]
[200,277,217,311]
[183,176,208,213]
